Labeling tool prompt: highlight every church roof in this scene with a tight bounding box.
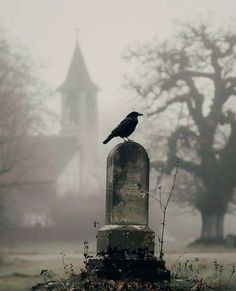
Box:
[0,135,79,184]
[59,42,99,92]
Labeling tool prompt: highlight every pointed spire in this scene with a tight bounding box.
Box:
[75,27,79,43]
[59,38,99,92]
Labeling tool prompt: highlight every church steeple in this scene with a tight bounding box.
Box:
[59,42,98,92]
[58,37,100,193]
[59,40,99,135]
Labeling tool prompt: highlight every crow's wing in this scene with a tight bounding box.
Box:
[111,117,135,136]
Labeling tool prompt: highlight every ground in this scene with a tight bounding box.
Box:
[0,241,235,290]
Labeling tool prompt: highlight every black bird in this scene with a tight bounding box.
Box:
[103,111,143,144]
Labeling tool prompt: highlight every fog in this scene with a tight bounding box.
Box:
[0,0,236,247]
[1,0,236,132]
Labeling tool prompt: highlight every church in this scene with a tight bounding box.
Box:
[3,40,101,232]
[57,39,100,196]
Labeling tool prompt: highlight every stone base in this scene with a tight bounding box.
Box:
[87,254,170,282]
[97,225,155,255]
[90,224,170,282]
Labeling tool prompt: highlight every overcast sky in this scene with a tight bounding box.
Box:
[0,0,236,134]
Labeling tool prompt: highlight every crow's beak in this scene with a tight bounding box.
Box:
[138,113,143,116]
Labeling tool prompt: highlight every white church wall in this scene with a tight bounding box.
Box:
[56,152,80,197]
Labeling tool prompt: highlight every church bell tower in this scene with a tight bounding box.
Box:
[58,39,99,193]
[59,41,99,137]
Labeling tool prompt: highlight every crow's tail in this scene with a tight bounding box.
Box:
[103,134,114,144]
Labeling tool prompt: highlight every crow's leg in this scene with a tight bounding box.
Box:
[127,137,133,142]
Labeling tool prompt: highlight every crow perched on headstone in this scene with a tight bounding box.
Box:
[103,111,143,144]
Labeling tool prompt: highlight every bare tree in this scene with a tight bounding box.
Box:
[0,29,52,231]
[125,19,236,244]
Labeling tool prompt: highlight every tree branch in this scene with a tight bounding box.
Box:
[147,94,188,117]
[185,70,214,79]
[175,157,201,176]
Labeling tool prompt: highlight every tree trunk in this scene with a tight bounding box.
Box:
[200,211,225,243]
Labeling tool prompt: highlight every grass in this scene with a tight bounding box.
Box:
[0,241,86,291]
[0,276,39,291]
[0,255,84,291]
[0,241,236,290]
[168,255,236,290]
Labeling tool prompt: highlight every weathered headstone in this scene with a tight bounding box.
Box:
[32,141,170,291]
[106,141,149,225]
[97,142,155,255]
[88,141,170,282]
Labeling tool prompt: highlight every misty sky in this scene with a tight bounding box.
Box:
[0,0,236,135]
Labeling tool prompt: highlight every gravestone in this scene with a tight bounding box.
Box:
[97,142,154,255]
[88,142,170,282]
[32,141,170,291]
[106,141,148,225]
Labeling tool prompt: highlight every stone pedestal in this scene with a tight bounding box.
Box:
[97,225,155,255]
[88,142,170,282]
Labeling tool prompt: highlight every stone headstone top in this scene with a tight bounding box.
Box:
[105,141,149,225]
